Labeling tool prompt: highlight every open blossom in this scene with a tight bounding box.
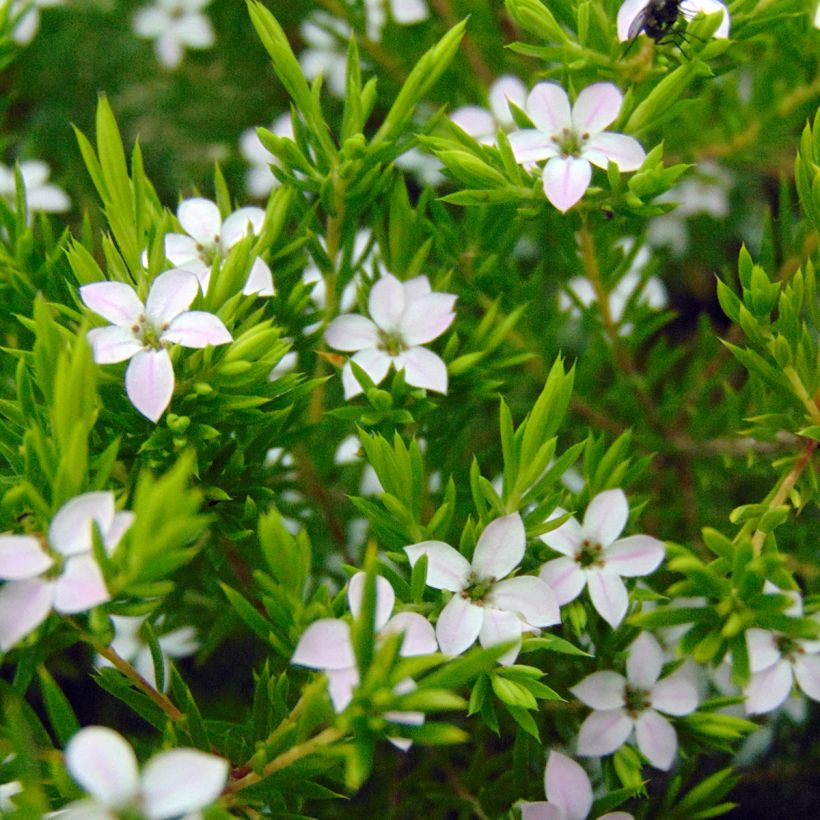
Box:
[324,273,455,399]
[520,750,633,820]
[364,0,429,40]
[61,726,227,819]
[538,489,664,628]
[240,112,294,198]
[405,513,560,665]
[0,160,70,217]
[450,75,527,144]
[81,269,232,422]
[616,0,730,41]
[0,493,133,651]
[133,0,215,69]
[162,197,272,295]
[573,632,699,770]
[508,83,645,213]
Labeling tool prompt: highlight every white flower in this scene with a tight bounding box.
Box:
[80,269,232,422]
[450,75,527,145]
[334,434,384,496]
[162,197,271,295]
[9,0,63,46]
[299,12,351,98]
[616,0,730,42]
[133,0,215,69]
[240,113,295,199]
[97,616,199,690]
[405,513,560,665]
[508,83,645,213]
[0,160,70,217]
[395,146,445,187]
[520,750,634,820]
[573,632,699,770]
[0,780,22,812]
[538,489,664,628]
[292,573,437,745]
[743,589,820,715]
[324,273,456,399]
[364,0,429,40]
[61,726,227,819]
[0,493,134,651]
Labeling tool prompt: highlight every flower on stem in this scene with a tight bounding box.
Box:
[616,0,730,42]
[61,725,227,819]
[81,269,232,422]
[0,493,133,651]
[538,489,664,628]
[240,112,294,199]
[0,159,70,217]
[573,632,699,770]
[450,75,527,144]
[324,273,456,399]
[405,513,560,665]
[520,750,634,820]
[162,197,271,295]
[508,83,645,213]
[132,0,215,70]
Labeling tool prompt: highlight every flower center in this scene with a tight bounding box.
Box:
[624,685,651,718]
[575,538,604,568]
[462,572,495,604]
[132,314,168,350]
[776,634,802,661]
[378,328,407,358]
[551,126,590,159]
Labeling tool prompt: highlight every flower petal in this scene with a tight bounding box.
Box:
[292,619,355,671]
[539,510,583,556]
[325,314,380,352]
[0,578,54,650]
[163,311,232,348]
[87,326,143,364]
[744,660,793,714]
[342,349,392,398]
[746,628,781,673]
[404,541,471,592]
[794,654,820,702]
[326,666,359,712]
[382,612,438,656]
[583,133,645,172]
[635,709,678,770]
[489,75,527,128]
[520,802,563,820]
[243,256,275,296]
[125,349,175,422]
[681,0,730,37]
[583,489,629,546]
[571,671,627,710]
[392,346,449,394]
[54,554,109,613]
[172,13,215,49]
[49,492,115,557]
[542,156,592,213]
[576,708,633,757]
[347,572,395,631]
[436,594,484,656]
[587,570,629,628]
[145,269,199,325]
[399,292,456,346]
[479,607,523,665]
[80,282,143,326]
[369,274,406,332]
[605,535,664,577]
[617,0,651,40]
[140,749,228,819]
[627,632,664,688]
[544,750,593,820]
[651,670,699,716]
[163,233,200,266]
[539,557,586,605]
[471,513,526,580]
[105,511,136,553]
[177,198,221,246]
[571,83,623,135]
[487,575,560,627]
[65,726,140,809]
[451,106,495,140]
[527,82,572,135]
[221,206,265,251]
[390,0,429,24]
[508,130,559,164]
[0,535,53,579]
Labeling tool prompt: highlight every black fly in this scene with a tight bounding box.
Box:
[621,0,687,57]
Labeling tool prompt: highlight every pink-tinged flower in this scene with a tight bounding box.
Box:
[616,0,730,42]
[405,514,560,665]
[573,632,699,770]
[162,197,271,294]
[324,273,456,399]
[0,493,134,651]
[292,573,437,714]
[538,489,664,628]
[508,83,645,213]
[520,750,634,820]
[743,589,820,714]
[80,269,232,422]
[451,75,527,144]
[62,726,227,819]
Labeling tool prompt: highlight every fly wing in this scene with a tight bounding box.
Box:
[627,6,650,40]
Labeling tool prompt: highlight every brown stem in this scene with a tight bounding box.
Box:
[430,0,494,84]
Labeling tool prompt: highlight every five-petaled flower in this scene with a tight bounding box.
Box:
[573,632,699,770]
[81,269,232,422]
[508,83,645,213]
[538,489,664,628]
[61,725,228,818]
[0,492,133,651]
[162,196,272,295]
[405,513,560,665]
[324,273,456,399]
[133,0,215,69]
[616,0,730,42]
[520,750,634,820]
